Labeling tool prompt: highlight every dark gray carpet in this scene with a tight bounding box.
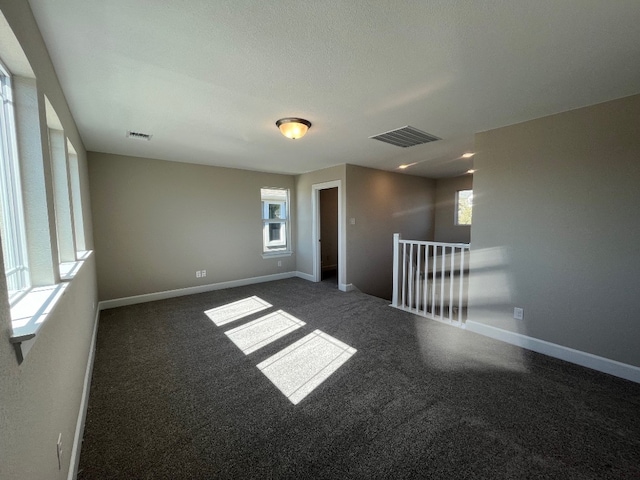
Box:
[79,278,640,479]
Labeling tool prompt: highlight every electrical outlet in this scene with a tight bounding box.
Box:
[196,270,201,278]
[201,269,206,277]
[514,307,524,320]
[56,434,63,470]
[277,261,282,267]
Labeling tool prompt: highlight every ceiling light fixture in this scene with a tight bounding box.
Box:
[466,169,476,174]
[462,152,475,158]
[276,118,311,140]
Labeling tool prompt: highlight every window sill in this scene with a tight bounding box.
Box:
[9,251,92,363]
[59,251,91,280]
[10,283,68,343]
[262,251,293,259]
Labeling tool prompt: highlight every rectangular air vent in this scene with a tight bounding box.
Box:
[126,130,152,141]
[369,126,440,148]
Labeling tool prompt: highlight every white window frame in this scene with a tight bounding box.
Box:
[455,189,473,226]
[261,188,291,256]
[67,145,86,252]
[0,60,30,304]
[49,128,77,264]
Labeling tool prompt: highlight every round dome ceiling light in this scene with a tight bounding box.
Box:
[276,118,311,140]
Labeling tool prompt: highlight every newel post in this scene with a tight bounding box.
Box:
[392,233,401,307]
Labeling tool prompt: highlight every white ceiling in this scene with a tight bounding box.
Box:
[26,0,640,178]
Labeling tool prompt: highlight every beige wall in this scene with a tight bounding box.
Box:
[346,165,436,300]
[0,1,98,479]
[434,174,473,244]
[469,94,640,367]
[0,257,97,480]
[88,152,296,301]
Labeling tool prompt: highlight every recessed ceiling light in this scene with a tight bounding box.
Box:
[462,152,475,158]
[398,162,417,170]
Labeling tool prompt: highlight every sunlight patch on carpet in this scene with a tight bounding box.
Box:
[205,296,271,326]
[225,310,305,354]
[257,330,356,405]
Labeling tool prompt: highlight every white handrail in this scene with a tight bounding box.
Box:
[391,233,470,325]
[397,239,469,248]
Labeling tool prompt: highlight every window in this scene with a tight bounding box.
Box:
[49,129,77,263]
[455,189,473,226]
[261,188,290,254]
[67,146,86,252]
[0,60,30,302]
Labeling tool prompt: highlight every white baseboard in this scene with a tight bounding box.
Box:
[99,272,298,310]
[68,306,100,480]
[465,320,640,384]
[339,283,355,292]
[296,271,315,282]
[294,271,354,293]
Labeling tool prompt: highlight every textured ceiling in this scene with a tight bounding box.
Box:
[26,0,640,178]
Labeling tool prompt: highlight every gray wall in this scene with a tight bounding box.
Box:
[0,1,98,479]
[346,165,436,300]
[434,175,473,244]
[468,94,640,367]
[88,152,296,301]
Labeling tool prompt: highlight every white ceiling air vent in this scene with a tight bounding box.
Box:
[126,130,152,141]
[369,126,440,148]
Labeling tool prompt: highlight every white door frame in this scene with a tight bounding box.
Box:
[312,180,348,291]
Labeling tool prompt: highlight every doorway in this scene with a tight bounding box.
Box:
[319,187,338,284]
[312,180,345,289]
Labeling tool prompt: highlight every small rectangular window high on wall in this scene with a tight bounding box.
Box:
[455,189,473,226]
[261,188,290,254]
[0,60,30,302]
